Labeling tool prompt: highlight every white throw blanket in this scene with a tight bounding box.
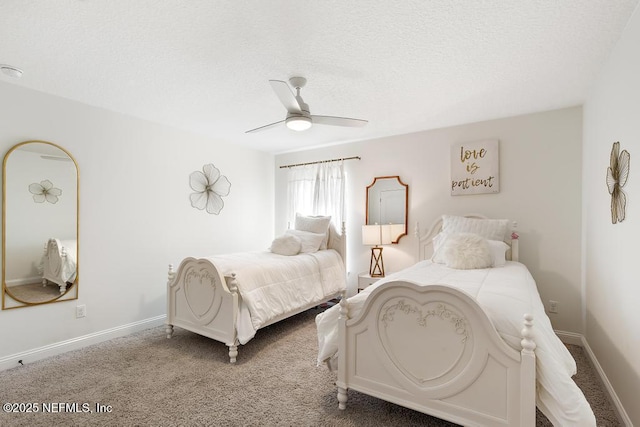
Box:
[315,260,595,427]
[42,238,77,286]
[205,249,345,344]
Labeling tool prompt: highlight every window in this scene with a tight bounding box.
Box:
[287,161,345,228]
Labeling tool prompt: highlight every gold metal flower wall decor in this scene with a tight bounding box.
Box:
[189,163,231,215]
[29,179,62,204]
[606,141,630,224]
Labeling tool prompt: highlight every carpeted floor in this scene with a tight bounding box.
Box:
[5,282,63,304]
[0,308,621,426]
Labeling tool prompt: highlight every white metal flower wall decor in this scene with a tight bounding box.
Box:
[28,179,62,204]
[189,163,231,215]
[606,141,630,224]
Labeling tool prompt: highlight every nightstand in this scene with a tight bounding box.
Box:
[357,273,382,292]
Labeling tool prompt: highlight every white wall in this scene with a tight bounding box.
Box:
[583,5,640,425]
[0,81,274,361]
[275,106,584,333]
[5,149,77,283]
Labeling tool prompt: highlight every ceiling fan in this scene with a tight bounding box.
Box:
[245,77,368,133]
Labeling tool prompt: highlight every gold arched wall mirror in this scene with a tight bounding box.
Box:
[2,141,79,309]
[366,176,408,243]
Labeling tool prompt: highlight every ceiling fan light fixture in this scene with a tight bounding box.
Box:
[286,115,312,131]
[245,77,368,134]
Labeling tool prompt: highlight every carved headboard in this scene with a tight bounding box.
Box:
[415,214,519,262]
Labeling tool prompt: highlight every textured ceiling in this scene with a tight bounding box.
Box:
[1,1,638,153]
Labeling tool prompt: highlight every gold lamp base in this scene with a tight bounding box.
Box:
[369,246,385,277]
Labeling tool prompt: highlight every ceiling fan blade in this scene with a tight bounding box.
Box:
[311,115,368,127]
[245,119,285,134]
[269,80,302,114]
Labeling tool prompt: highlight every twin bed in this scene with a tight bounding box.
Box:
[166,213,595,426]
[316,214,595,426]
[166,215,346,363]
[41,238,77,294]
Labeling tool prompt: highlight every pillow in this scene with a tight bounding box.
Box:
[294,213,331,249]
[487,239,509,267]
[269,234,301,256]
[433,234,509,267]
[440,233,493,270]
[430,232,449,264]
[441,215,510,242]
[285,229,325,253]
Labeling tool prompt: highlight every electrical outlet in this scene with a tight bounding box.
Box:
[549,300,558,314]
[76,304,86,318]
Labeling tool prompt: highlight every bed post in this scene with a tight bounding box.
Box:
[510,221,520,262]
[41,242,48,286]
[414,222,420,259]
[340,221,347,266]
[520,313,536,426]
[225,273,240,364]
[165,264,175,339]
[327,221,347,271]
[227,343,238,364]
[336,293,349,410]
[59,246,69,293]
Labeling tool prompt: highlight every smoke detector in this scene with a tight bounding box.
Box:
[1,65,23,79]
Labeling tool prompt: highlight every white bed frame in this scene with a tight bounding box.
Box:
[336,214,537,426]
[42,238,76,294]
[166,222,346,363]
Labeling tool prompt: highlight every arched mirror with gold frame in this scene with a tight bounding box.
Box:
[2,140,79,309]
[366,176,408,243]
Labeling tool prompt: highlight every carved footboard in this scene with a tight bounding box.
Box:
[166,258,240,363]
[336,281,536,427]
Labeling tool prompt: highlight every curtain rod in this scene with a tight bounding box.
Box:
[279,156,361,169]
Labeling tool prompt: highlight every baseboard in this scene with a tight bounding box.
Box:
[556,330,632,426]
[0,314,166,372]
[6,276,42,287]
[579,337,633,426]
[555,329,583,346]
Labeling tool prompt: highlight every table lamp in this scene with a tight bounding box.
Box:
[362,224,392,277]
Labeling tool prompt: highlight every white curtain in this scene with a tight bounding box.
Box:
[287,161,345,229]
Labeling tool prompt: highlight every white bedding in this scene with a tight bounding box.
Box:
[204,248,345,344]
[316,260,595,426]
[42,238,77,286]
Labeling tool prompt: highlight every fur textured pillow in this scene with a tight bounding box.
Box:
[270,234,301,256]
[442,232,493,269]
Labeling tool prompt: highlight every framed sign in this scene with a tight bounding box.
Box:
[451,139,499,196]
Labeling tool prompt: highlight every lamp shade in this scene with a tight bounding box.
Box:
[362,224,393,246]
[389,223,405,241]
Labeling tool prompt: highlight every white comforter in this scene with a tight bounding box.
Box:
[42,238,77,286]
[316,260,595,427]
[206,249,345,344]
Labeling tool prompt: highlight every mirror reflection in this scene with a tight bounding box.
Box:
[2,141,79,309]
[366,176,408,243]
